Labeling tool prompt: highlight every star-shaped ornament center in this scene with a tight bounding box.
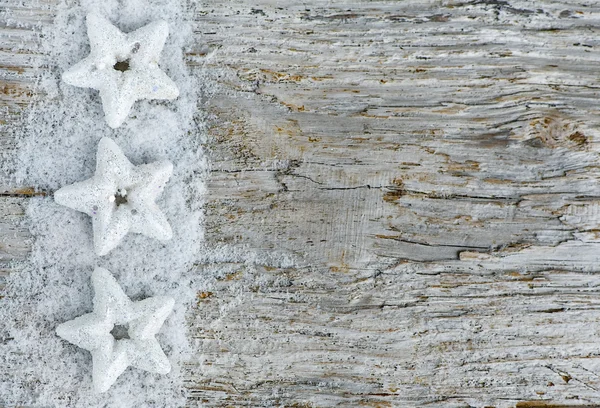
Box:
[113,59,130,72]
[111,188,129,206]
[110,324,130,340]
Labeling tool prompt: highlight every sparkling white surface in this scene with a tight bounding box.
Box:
[1,1,207,406]
[54,137,173,256]
[63,13,180,128]
[56,267,174,393]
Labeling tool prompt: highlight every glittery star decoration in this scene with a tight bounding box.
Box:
[54,137,173,256]
[62,13,180,128]
[56,267,174,393]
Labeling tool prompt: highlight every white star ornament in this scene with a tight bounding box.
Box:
[56,267,174,393]
[62,13,179,128]
[54,137,173,256]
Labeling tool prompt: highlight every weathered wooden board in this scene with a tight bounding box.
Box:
[6,0,600,406]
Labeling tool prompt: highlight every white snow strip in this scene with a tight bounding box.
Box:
[0,0,210,406]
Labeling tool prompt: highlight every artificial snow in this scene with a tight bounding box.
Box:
[56,267,174,393]
[55,137,173,256]
[63,13,180,129]
[0,0,211,406]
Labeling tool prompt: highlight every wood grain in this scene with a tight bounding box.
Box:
[6,0,600,406]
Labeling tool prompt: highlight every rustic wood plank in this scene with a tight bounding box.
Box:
[189,262,600,407]
[201,0,600,270]
[5,0,600,407]
[194,1,600,406]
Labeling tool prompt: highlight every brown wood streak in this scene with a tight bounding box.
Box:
[6,0,600,406]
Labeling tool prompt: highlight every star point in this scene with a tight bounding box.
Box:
[54,137,173,256]
[56,267,174,393]
[63,13,179,128]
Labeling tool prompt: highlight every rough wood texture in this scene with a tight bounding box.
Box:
[5,0,600,406]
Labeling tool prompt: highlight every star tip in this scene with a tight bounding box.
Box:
[86,13,108,32]
[98,137,126,160]
[97,136,115,148]
[150,19,170,37]
[169,87,180,99]
[55,323,68,339]
[53,187,69,206]
[165,296,175,310]
[105,117,123,129]
[103,110,128,129]
[56,322,79,344]
[93,381,111,394]
[86,12,105,23]
[95,248,111,257]
[157,360,172,375]
[92,266,111,279]
[61,70,73,84]
[162,160,174,174]
[53,187,64,199]
[94,241,114,257]
[162,229,174,241]
[61,69,90,89]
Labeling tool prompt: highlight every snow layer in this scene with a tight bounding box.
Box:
[0,0,209,406]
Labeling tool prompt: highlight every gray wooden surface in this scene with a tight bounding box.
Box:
[5,0,600,406]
